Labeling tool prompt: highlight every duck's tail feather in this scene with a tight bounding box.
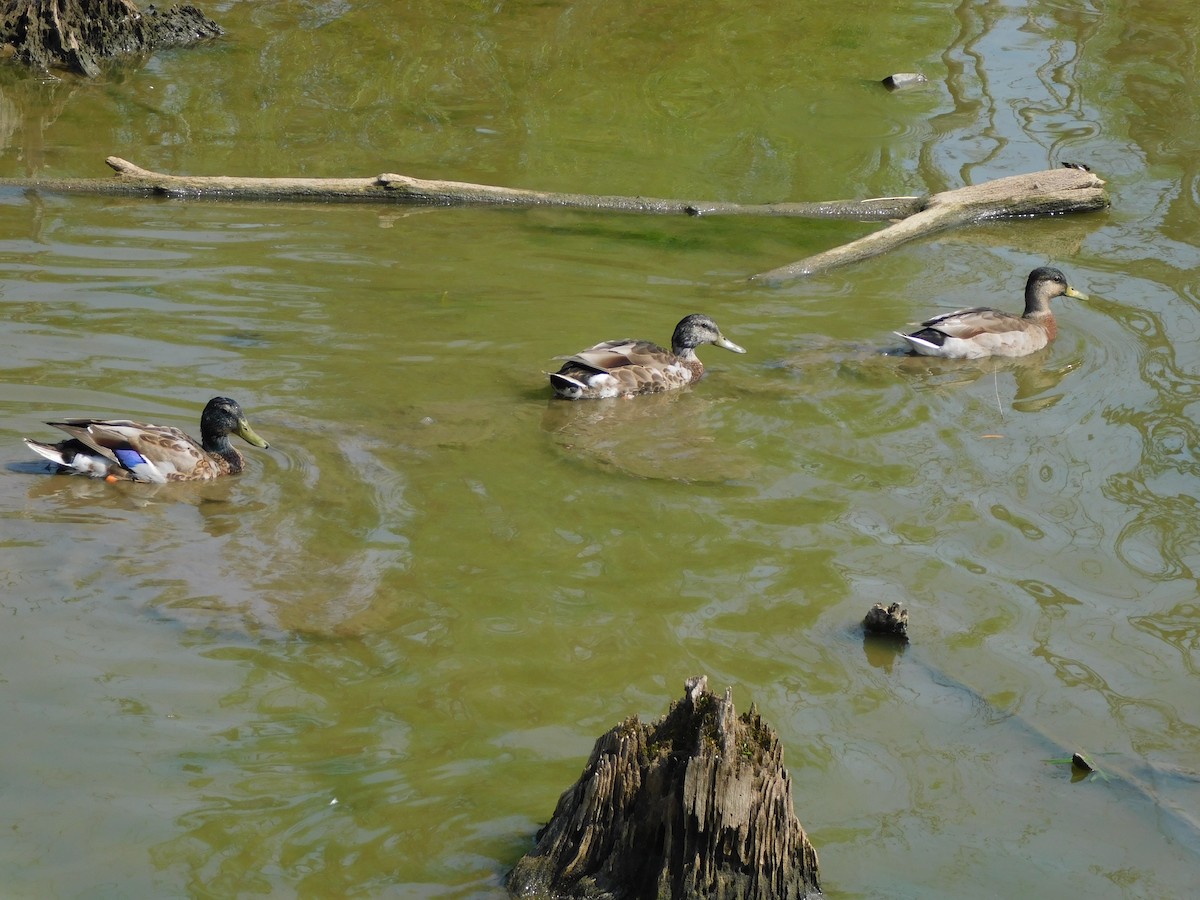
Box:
[549,371,587,399]
[894,331,942,354]
[24,439,115,477]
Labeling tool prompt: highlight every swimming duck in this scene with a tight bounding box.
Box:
[24,396,270,483]
[550,313,746,399]
[896,266,1088,359]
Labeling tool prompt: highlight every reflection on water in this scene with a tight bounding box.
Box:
[1,0,1200,897]
[872,346,1079,409]
[540,390,757,483]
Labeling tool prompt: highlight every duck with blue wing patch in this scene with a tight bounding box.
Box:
[25,396,269,483]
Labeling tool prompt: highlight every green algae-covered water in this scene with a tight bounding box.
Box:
[1,1,1198,896]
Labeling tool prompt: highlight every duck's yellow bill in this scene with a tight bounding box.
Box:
[236,420,270,449]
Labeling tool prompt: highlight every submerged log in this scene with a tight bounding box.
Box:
[0,1,222,77]
[889,633,1200,853]
[507,676,820,900]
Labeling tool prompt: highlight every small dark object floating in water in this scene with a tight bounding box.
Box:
[863,602,909,640]
[1071,752,1094,772]
[881,73,928,91]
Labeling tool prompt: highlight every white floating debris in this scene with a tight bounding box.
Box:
[881,72,929,91]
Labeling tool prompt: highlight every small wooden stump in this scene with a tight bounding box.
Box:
[863,602,909,640]
[0,1,222,77]
[507,676,820,900]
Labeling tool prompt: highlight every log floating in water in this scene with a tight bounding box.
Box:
[0,159,1108,280]
[0,156,919,220]
[752,167,1109,282]
[506,676,820,900]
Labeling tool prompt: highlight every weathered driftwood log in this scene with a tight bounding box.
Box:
[0,159,1108,280]
[0,1,221,77]
[752,167,1108,282]
[507,676,820,900]
[0,156,919,220]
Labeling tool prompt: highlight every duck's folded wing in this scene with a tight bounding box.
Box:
[921,307,1023,338]
[556,339,666,373]
[46,419,139,466]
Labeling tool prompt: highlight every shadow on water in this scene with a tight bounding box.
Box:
[782,338,1083,412]
[540,390,758,484]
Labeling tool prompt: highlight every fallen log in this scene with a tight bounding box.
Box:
[0,159,1108,280]
[506,676,821,900]
[0,156,920,220]
[753,167,1108,282]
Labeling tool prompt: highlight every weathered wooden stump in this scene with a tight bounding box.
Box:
[507,676,820,899]
[0,0,221,77]
[863,602,909,640]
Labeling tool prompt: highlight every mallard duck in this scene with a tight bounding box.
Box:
[24,396,269,483]
[550,313,746,399]
[896,266,1088,359]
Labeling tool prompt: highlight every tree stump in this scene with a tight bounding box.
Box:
[0,0,221,77]
[507,676,820,899]
[863,602,909,640]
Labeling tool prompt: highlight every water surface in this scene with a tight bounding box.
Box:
[1,1,1198,897]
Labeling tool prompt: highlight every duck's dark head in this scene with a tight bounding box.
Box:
[200,397,270,451]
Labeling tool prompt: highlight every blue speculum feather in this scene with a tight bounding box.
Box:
[114,448,148,469]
